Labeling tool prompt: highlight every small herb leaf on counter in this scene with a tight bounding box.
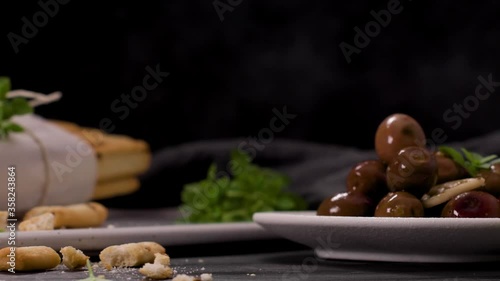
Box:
[78,260,113,281]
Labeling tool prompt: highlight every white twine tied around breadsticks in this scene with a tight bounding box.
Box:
[6,89,62,206]
[7,89,62,107]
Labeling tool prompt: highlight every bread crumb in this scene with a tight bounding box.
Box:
[152,252,170,266]
[60,246,89,270]
[200,273,213,281]
[139,263,173,280]
[138,253,173,280]
[18,212,54,231]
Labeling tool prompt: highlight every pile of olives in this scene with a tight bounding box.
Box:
[317,113,500,218]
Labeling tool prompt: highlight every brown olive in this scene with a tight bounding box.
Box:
[477,163,500,195]
[375,113,427,164]
[386,146,438,197]
[316,192,373,216]
[435,151,468,183]
[374,191,424,217]
[346,160,388,200]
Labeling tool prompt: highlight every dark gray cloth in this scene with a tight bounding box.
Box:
[101,131,500,209]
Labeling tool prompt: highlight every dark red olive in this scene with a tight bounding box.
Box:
[386,146,438,197]
[441,191,500,218]
[316,192,373,216]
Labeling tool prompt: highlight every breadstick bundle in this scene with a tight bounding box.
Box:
[0,114,98,215]
[0,85,150,215]
[0,115,150,215]
[51,120,151,200]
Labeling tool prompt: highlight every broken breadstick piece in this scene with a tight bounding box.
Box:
[60,246,89,270]
[23,202,108,228]
[99,241,166,270]
[139,253,173,280]
[0,246,61,272]
[18,212,55,231]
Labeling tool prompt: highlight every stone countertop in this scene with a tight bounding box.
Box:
[2,248,500,281]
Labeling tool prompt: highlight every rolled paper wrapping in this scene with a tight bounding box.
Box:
[0,114,97,215]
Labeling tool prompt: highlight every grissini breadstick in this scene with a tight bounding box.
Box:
[0,246,61,272]
[23,202,108,228]
[97,150,151,182]
[50,120,151,198]
[99,241,166,270]
[92,177,140,200]
[18,212,54,231]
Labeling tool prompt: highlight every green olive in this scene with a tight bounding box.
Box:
[375,113,427,164]
[374,191,424,217]
[386,146,438,197]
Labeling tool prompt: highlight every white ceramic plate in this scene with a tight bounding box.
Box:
[253,211,500,263]
[0,208,276,251]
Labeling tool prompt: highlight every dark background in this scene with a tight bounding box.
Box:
[2,0,500,152]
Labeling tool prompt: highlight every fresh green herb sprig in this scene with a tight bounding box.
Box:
[178,150,308,223]
[0,77,33,139]
[438,145,500,176]
[78,260,113,281]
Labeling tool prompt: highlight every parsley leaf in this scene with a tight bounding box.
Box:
[0,77,10,100]
[178,149,308,223]
[0,77,33,139]
[438,146,500,176]
[78,260,113,281]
